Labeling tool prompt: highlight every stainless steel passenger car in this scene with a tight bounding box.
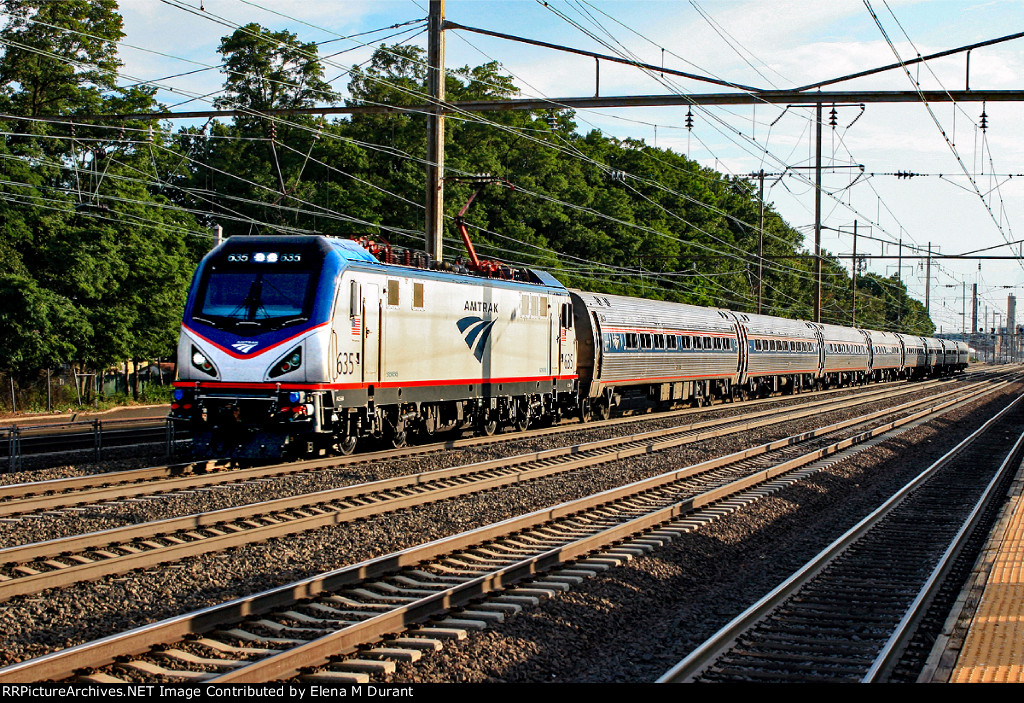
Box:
[955,340,970,371]
[732,311,821,396]
[922,337,944,375]
[863,329,904,381]
[570,290,740,414]
[814,322,871,386]
[898,334,928,378]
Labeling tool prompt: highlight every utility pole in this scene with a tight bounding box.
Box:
[814,102,823,323]
[756,169,765,314]
[1009,294,1017,362]
[852,220,858,326]
[972,283,978,333]
[925,241,932,314]
[426,0,446,261]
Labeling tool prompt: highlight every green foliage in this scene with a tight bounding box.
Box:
[0,13,939,392]
[0,1,202,381]
[215,23,336,114]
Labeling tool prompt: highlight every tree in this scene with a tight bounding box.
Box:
[0,1,203,391]
[0,0,122,117]
[215,23,335,114]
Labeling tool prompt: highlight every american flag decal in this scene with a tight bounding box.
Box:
[351,316,362,336]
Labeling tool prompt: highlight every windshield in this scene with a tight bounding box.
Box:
[199,271,313,321]
[191,245,322,331]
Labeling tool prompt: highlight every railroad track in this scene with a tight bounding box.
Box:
[0,376,974,520]
[658,389,1024,683]
[0,373,1013,683]
[0,377,993,601]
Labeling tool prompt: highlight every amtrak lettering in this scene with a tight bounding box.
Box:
[464,301,498,314]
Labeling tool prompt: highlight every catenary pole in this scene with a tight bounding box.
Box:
[426,0,446,261]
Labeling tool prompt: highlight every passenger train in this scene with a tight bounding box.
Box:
[170,235,969,459]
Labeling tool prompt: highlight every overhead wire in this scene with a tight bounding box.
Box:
[551,0,953,296]
[864,0,1021,273]
[0,0,937,317]
[7,0,815,293]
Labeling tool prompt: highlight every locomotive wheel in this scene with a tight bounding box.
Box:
[336,436,358,455]
[514,407,531,432]
[390,431,408,449]
[480,418,498,436]
[595,400,611,421]
[579,400,593,423]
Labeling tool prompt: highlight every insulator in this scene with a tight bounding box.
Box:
[829,105,838,128]
[685,107,694,131]
[980,107,988,133]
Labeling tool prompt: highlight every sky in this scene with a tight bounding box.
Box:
[108,0,1024,333]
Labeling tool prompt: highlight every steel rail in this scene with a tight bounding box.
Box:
[862,425,1024,681]
[0,379,983,600]
[0,374,944,497]
[200,379,1024,682]
[657,388,1024,683]
[0,376,1011,683]
[0,376,963,513]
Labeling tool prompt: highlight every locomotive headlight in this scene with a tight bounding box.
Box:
[190,346,218,377]
[269,345,303,379]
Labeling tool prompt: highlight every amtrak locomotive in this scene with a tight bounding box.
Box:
[170,235,968,459]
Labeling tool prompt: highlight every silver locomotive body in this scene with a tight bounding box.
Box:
[172,236,575,459]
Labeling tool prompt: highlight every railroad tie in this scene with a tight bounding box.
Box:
[154,650,248,670]
[300,670,370,685]
[330,658,397,676]
[410,626,468,640]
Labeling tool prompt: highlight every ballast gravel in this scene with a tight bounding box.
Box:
[0,377,1013,681]
[0,382,961,548]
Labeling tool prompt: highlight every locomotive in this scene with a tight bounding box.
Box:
[170,235,968,460]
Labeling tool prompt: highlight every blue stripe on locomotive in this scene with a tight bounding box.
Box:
[182,238,358,356]
[182,237,570,356]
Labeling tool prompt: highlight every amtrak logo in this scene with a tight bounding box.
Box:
[231,340,259,354]
[457,316,496,361]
